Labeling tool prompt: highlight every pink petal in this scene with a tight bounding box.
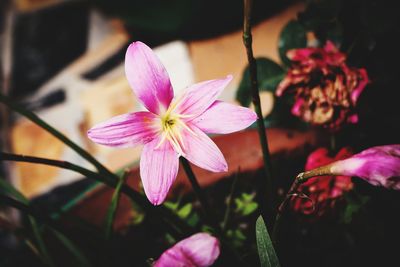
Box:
[182,125,227,172]
[155,233,220,267]
[87,112,159,148]
[330,145,400,190]
[350,68,369,104]
[125,41,174,114]
[140,135,179,205]
[174,75,233,117]
[190,101,257,134]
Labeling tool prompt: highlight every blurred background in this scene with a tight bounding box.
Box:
[0,0,298,198]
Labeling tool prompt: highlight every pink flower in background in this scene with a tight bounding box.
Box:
[329,145,400,190]
[276,41,369,131]
[292,147,354,216]
[87,41,257,205]
[154,233,220,267]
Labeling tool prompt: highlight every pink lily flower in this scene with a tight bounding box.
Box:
[154,233,220,267]
[300,145,400,190]
[87,41,257,205]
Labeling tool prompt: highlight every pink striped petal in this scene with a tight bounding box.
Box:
[125,41,174,114]
[140,135,179,205]
[155,233,220,267]
[182,125,227,172]
[190,101,257,134]
[87,112,159,148]
[174,75,233,117]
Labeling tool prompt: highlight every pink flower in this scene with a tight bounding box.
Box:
[292,147,354,216]
[154,233,220,267]
[87,42,257,205]
[276,41,369,131]
[329,145,400,190]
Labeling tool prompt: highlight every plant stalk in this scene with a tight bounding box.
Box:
[242,0,274,208]
[180,157,220,232]
[0,152,194,237]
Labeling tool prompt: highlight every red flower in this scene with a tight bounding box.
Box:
[292,147,354,217]
[277,41,369,131]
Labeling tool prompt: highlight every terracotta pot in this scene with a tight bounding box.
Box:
[69,127,321,231]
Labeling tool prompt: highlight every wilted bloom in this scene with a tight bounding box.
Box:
[154,233,220,267]
[87,41,257,205]
[292,147,353,216]
[328,145,400,190]
[276,41,369,131]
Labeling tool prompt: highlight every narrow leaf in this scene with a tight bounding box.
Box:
[256,216,280,267]
[50,228,92,267]
[104,172,127,240]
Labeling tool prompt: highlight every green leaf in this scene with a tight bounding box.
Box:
[279,20,307,66]
[236,58,285,107]
[177,203,192,219]
[0,178,28,204]
[49,228,92,267]
[255,216,280,267]
[104,173,126,240]
[0,178,54,266]
[242,202,258,216]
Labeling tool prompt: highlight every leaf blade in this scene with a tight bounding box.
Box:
[255,216,280,267]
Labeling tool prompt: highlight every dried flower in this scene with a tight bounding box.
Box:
[154,233,220,267]
[87,42,257,205]
[276,41,369,131]
[292,147,354,216]
[328,145,400,189]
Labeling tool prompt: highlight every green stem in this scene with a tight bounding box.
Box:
[222,169,240,232]
[0,93,111,176]
[104,170,128,240]
[29,217,55,267]
[0,152,194,237]
[242,0,274,207]
[271,176,301,246]
[180,157,220,232]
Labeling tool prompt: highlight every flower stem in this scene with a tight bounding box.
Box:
[242,0,274,208]
[0,93,111,176]
[0,152,194,237]
[180,157,220,232]
[271,175,301,246]
[221,169,240,232]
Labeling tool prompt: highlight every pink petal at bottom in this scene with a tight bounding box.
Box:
[140,136,179,205]
[154,233,220,267]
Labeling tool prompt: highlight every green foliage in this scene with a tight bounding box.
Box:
[278,20,307,66]
[104,173,126,240]
[234,193,259,217]
[255,216,280,267]
[236,58,285,107]
[164,199,199,228]
[341,192,370,224]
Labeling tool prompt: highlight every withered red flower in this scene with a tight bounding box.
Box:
[276,41,369,131]
[292,147,354,217]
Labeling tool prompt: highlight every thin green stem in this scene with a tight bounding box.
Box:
[0,152,194,237]
[242,0,274,208]
[29,217,55,267]
[222,169,240,232]
[271,176,301,246]
[180,157,220,232]
[0,93,111,176]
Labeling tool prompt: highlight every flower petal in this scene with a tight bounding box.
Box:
[87,112,159,148]
[125,41,174,114]
[174,75,233,117]
[155,233,220,267]
[182,125,227,172]
[330,145,400,190]
[140,135,179,205]
[190,101,257,134]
